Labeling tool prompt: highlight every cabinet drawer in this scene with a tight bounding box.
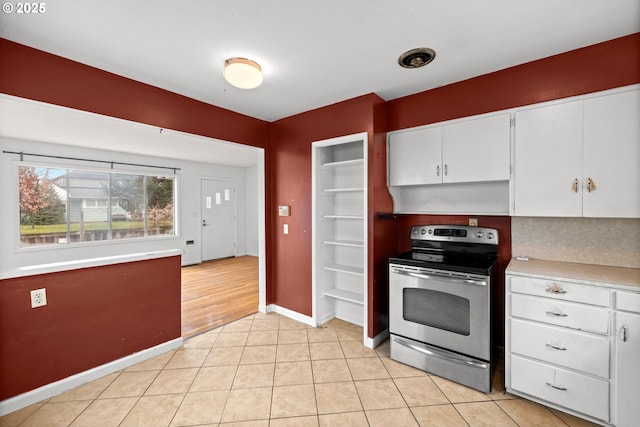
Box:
[510,355,609,422]
[616,291,640,314]
[510,294,610,334]
[510,318,609,377]
[509,275,610,306]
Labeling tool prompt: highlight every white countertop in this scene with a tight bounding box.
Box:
[506,258,640,291]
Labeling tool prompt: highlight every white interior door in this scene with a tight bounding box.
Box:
[201,178,236,261]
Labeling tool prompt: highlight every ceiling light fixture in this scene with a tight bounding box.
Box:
[398,48,436,69]
[224,57,263,89]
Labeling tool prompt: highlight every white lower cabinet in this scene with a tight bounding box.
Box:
[511,355,610,422]
[613,292,640,427]
[506,266,640,426]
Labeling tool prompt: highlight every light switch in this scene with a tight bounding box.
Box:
[284,224,289,234]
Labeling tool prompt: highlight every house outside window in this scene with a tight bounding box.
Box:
[18,166,176,247]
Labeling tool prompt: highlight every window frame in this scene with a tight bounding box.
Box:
[17,161,179,250]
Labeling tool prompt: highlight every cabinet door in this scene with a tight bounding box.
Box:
[615,311,640,427]
[583,89,640,218]
[388,127,442,185]
[514,101,583,216]
[442,113,511,183]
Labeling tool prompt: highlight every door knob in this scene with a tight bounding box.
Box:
[202,219,208,227]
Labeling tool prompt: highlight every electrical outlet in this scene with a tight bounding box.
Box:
[468,218,478,227]
[30,288,47,308]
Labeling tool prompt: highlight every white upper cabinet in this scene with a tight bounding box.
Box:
[582,89,640,218]
[388,126,442,186]
[514,100,583,217]
[442,113,511,183]
[388,113,510,187]
[514,87,640,218]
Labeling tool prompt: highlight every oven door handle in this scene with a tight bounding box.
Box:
[390,268,487,286]
[392,336,489,369]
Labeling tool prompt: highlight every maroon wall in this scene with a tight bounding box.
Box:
[387,33,640,131]
[0,256,181,400]
[270,94,388,318]
[0,38,270,148]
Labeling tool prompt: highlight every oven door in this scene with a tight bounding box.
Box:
[389,263,491,361]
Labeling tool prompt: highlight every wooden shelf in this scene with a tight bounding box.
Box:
[323,288,364,305]
[322,239,364,248]
[324,263,364,276]
[322,158,364,168]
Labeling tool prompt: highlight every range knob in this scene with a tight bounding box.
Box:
[476,231,484,238]
[420,228,427,235]
[487,232,495,239]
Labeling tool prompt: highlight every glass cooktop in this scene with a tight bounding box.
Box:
[389,251,497,276]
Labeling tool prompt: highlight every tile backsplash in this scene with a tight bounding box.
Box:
[512,217,640,268]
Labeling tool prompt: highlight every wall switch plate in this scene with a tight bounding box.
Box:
[30,288,47,308]
[468,218,478,227]
[283,224,289,234]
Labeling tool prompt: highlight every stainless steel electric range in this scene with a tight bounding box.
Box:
[389,224,499,392]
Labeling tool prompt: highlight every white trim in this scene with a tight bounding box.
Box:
[265,304,316,327]
[0,249,183,280]
[0,337,183,416]
[365,328,390,349]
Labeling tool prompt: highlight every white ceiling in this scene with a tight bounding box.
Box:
[1,0,638,165]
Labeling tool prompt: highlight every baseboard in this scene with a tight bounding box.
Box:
[365,328,390,349]
[0,337,183,416]
[265,304,315,327]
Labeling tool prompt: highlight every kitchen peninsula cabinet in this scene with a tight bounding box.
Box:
[312,132,368,344]
[506,258,640,426]
[513,87,640,218]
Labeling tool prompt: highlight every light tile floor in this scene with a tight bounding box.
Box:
[1,313,600,427]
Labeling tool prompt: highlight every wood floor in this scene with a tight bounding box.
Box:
[181,255,259,338]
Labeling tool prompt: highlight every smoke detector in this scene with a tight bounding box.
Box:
[398,48,436,69]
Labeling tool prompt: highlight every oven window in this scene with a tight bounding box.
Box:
[403,288,470,336]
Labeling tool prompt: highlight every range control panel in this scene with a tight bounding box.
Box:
[410,225,498,245]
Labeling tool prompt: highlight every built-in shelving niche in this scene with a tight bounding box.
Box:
[312,132,368,345]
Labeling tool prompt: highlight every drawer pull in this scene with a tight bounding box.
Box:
[545,382,568,391]
[546,310,568,318]
[622,325,628,342]
[545,284,567,294]
[545,343,567,351]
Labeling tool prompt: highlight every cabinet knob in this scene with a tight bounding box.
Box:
[545,343,567,351]
[545,284,567,294]
[545,382,568,391]
[571,178,579,193]
[546,310,568,318]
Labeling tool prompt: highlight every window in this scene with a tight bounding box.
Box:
[19,166,176,247]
